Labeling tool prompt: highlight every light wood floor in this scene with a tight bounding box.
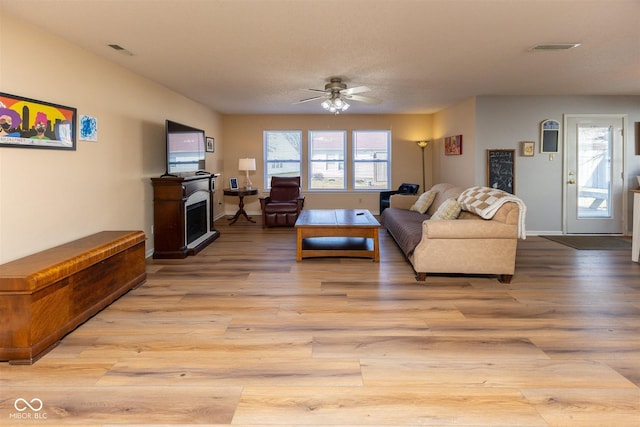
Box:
[1,217,639,426]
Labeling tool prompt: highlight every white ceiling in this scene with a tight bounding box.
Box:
[1,0,638,115]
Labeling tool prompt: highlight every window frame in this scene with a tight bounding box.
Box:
[263,130,302,190]
[308,130,347,191]
[352,130,391,191]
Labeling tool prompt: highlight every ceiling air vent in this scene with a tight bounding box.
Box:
[108,44,134,56]
[530,43,581,51]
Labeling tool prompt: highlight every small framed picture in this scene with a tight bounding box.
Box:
[444,135,462,155]
[206,136,215,153]
[522,141,535,157]
[229,177,239,190]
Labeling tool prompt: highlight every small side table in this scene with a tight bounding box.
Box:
[224,188,259,224]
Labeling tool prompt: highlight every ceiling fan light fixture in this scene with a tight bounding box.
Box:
[321,94,350,114]
[296,77,378,113]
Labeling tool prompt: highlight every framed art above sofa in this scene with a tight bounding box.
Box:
[444,135,462,155]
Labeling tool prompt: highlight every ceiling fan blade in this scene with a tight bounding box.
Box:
[293,95,326,104]
[346,94,382,104]
[307,88,328,93]
[342,85,370,95]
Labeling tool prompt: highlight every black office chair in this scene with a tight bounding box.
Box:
[379,183,420,213]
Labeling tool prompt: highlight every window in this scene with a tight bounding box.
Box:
[309,130,346,190]
[264,130,302,189]
[353,130,390,190]
[264,129,391,191]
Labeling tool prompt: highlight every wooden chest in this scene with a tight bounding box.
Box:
[0,231,146,364]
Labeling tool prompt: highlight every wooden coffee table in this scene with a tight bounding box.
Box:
[295,209,380,262]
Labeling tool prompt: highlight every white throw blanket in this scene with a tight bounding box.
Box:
[457,186,527,239]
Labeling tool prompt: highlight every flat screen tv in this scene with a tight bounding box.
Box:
[165,119,206,176]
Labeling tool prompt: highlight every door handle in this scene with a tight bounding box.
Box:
[568,179,576,184]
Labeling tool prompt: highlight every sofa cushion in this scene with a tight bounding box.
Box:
[409,190,436,214]
[381,207,428,256]
[426,183,466,216]
[431,198,462,220]
[263,201,299,213]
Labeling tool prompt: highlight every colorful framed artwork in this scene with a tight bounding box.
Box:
[444,135,462,155]
[206,136,215,153]
[0,92,77,150]
[522,141,535,157]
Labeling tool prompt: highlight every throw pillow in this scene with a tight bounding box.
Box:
[431,198,462,220]
[409,190,436,214]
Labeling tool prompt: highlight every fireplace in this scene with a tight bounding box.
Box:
[184,190,211,250]
[151,174,219,259]
[186,200,208,246]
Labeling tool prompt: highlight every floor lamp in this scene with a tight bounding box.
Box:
[416,140,429,192]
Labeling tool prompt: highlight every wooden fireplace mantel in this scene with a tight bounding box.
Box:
[151,174,219,259]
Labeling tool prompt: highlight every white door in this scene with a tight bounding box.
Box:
[565,115,625,234]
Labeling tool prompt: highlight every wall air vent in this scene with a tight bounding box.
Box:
[108,44,134,56]
[530,43,581,51]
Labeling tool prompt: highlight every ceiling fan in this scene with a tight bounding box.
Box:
[295,77,381,113]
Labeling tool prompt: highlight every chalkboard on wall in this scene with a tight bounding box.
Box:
[486,149,515,194]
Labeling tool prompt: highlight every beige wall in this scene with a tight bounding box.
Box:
[432,97,477,187]
[4,12,635,260]
[221,114,432,215]
[0,13,222,262]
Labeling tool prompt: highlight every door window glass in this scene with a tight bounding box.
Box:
[577,125,612,218]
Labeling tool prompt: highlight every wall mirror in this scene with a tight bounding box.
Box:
[540,119,560,153]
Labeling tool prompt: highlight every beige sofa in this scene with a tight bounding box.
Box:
[381,183,522,283]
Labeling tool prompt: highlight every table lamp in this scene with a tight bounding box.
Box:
[239,158,256,189]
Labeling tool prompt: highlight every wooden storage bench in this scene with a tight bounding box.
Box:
[0,230,146,364]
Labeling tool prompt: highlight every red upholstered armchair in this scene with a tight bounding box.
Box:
[259,176,305,227]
